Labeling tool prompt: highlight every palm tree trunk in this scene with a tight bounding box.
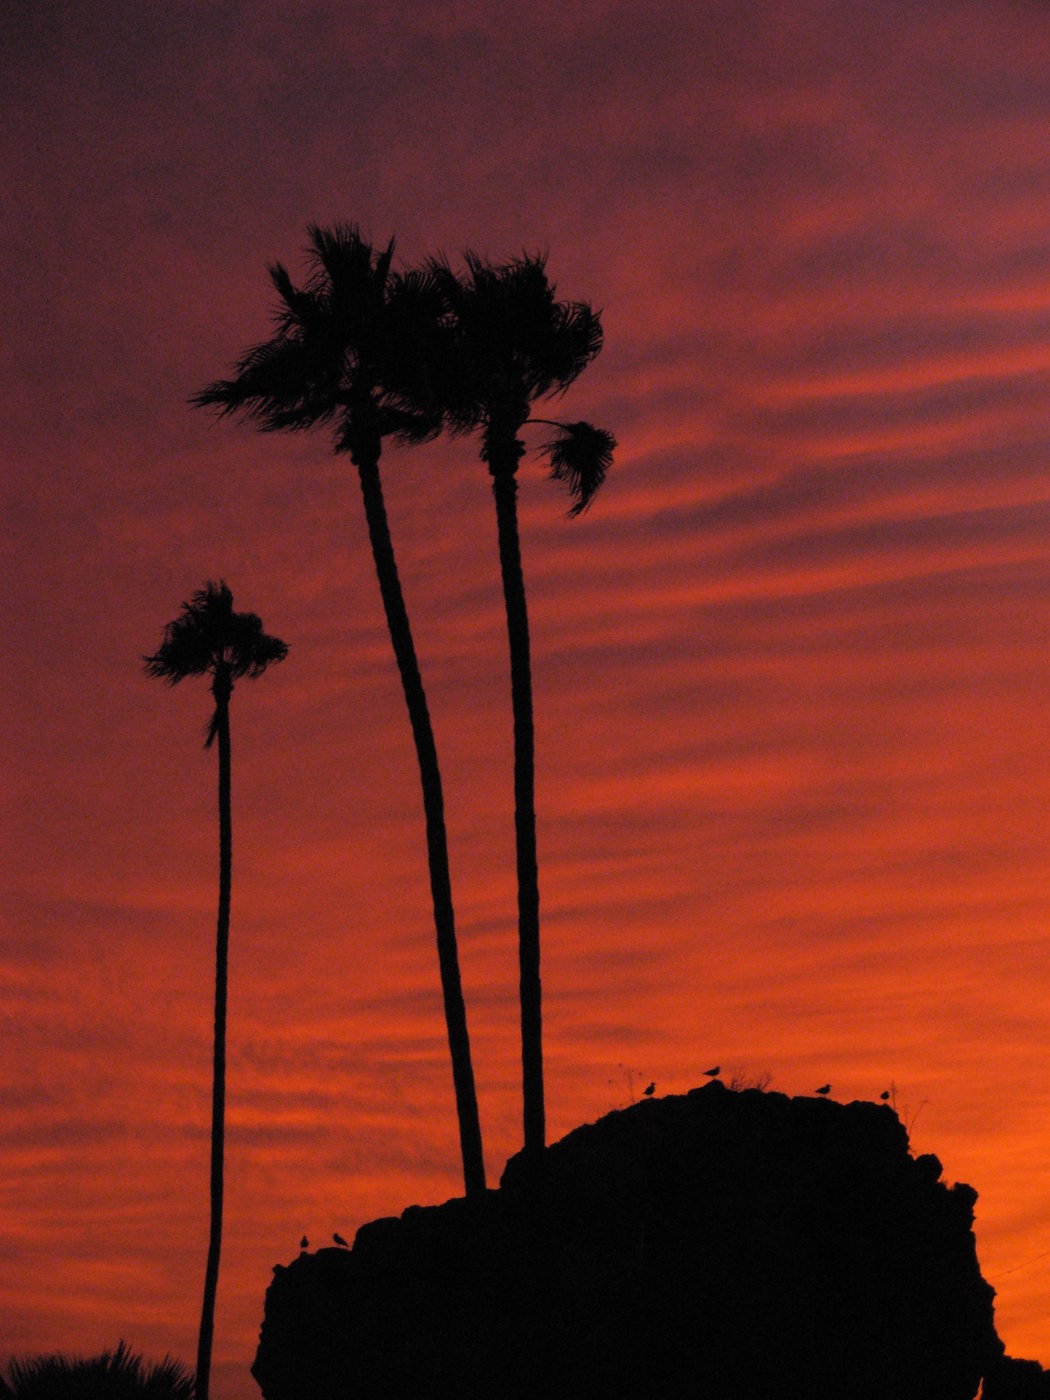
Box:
[488,446,545,1157]
[354,451,487,1198]
[196,684,231,1400]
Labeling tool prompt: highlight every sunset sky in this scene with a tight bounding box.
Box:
[6,0,1050,1392]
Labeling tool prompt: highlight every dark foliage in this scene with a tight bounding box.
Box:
[425,251,615,513]
[426,251,604,431]
[1,1343,194,1400]
[193,224,445,454]
[539,419,616,516]
[143,580,287,746]
[143,580,288,685]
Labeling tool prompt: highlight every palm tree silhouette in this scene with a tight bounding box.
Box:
[192,225,487,1198]
[1,1341,194,1400]
[144,581,287,1400]
[429,252,615,1155]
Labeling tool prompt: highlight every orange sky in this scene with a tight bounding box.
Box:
[5,2,1050,1393]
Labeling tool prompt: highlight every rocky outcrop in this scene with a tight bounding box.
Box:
[984,1355,1050,1399]
[252,1082,1012,1399]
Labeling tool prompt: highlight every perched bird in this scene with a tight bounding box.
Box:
[880,1090,891,1102]
[333,1232,349,1248]
[299,1235,309,1250]
[643,1082,655,1097]
[815,1084,831,1096]
[703,1065,720,1078]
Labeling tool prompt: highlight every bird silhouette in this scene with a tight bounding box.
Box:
[815,1084,831,1096]
[880,1090,891,1102]
[703,1065,720,1078]
[643,1082,655,1097]
[333,1232,349,1247]
[300,1235,309,1250]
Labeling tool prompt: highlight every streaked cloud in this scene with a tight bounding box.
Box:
[5,0,1050,1386]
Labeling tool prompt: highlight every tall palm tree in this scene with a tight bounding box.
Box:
[192,225,487,1198]
[144,581,287,1400]
[429,252,615,1156]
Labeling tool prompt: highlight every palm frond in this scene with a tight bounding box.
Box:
[423,250,606,431]
[267,261,318,330]
[306,223,384,294]
[544,300,604,394]
[373,235,396,289]
[195,223,451,457]
[377,269,450,437]
[376,403,444,447]
[143,578,229,683]
[191,335,338,433]
[4,1342,194,1400]
[539,420,616,517]
[144,581,288,691]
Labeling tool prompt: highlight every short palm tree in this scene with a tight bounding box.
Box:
[192,225,487,1199]
[144,581,287,1400]
[0,1342,194,1400]
[429,252,615,1156]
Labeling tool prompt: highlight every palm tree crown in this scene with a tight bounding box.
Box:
[1,1342,194,1400]
[144,580,288,743]
[193,223,444,466]
[428,251,615,509]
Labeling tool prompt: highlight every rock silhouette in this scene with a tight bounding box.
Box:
[984,1355,1050,1398]
[253,1082,1035,1399]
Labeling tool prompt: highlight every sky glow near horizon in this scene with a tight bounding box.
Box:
[5,1,1050,1392]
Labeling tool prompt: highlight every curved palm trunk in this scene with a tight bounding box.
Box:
[196,680,231,1400]
[353,450,487,1198]
[487,439,545,1156]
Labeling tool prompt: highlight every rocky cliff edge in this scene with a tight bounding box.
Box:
[252,1081,1042,1399]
